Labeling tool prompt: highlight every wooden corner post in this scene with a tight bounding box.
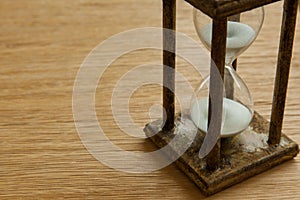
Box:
[206,18,227,171]
[269,0,298,145]
[162,0,176,131]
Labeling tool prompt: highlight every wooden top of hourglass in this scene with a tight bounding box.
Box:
[185,0,280,18]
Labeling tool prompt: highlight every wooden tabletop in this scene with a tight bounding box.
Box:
[1,0,300,199]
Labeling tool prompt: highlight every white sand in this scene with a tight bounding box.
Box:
[199,21,256,61]
[190,97,252,137]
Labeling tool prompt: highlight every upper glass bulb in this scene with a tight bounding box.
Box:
[190,7,264,137]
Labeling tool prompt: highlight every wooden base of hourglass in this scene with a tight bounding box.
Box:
[144,112,299,196]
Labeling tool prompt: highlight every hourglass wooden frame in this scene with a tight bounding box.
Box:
[144,0,299,196]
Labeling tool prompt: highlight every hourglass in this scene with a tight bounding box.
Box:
[190,8,264,138]
[144,0,299,196]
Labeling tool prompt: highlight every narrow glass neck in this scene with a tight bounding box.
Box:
[225,53,236,66]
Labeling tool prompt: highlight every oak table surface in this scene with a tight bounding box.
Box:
[1,0,300,199]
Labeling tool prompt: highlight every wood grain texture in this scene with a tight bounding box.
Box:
[1,0,300,199]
